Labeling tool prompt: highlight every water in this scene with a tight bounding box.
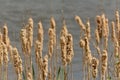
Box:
[0,0,119,80]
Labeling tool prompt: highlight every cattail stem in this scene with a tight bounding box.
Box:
[50,57,53,79]
[3,64,8,80]
[0,65,3,80]
[82,49,85,80]
[29,54,33,79]
[53,44,58,80]
[86,62,88,80]
[24,55,28,80]
[88,63,91,80]
[64,65,67,80]
[70,62,73,80]
[53,47,56,80]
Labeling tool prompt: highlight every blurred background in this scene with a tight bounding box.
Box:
[0,0,119,80]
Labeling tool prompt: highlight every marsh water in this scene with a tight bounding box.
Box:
[0,0,119,80]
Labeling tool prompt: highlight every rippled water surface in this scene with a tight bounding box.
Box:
[0,0,119,80]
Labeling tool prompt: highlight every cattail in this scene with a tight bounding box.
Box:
[3,43,8,65]
[25,17,34,54]
[48,72,52,80]
[101,50,108,79]
[48,28,54,42]
[115,62,120,78]
[13,51,19,73]
[3,43,8,80]
[0,45,3,66]
[96,46,101,55]
[66,33,74,64]
[3,24,10,48]
[0,32,3,42]
[0,33,3,66]
[28,17,33,29]
[0,33,3,80]
[38,21,44,50]
[91,57,99,79]
[102,17,109,50]
[105,18,109,38]
[104,37,108,50]
[60,22,68,67]
[20,29,27,54]
[35,40,42,64]
[84,37,92,64]
[75,15,86,31]
[85,49,92,66]
[9,45,13,62]
[18,57,23,80]
[50,17,56,30]
[119,31,120,46]
[79,39,85,48]
[101,14,107,38]
[60,24,68,37]
[12,47,23,80]
[27,72,33,80]
[84,36,92,80]
[50,17,56,46]
[115,10,120,33]
[38,57,43,80]
[42,55,48,80]
[96,15,102,39]
[48,28,54,58]
[95,29,100,46]
[86,19,91,40]
[26,26,33,52]
[84,37,90,53]
[111,21,116,43]
[60,36,67,66]
[114,41,119,57]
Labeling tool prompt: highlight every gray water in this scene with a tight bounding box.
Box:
[0,0,119,80]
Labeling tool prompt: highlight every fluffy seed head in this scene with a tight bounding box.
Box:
[79,39,85,48]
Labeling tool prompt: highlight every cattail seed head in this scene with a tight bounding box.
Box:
[75,15,86,31]
[20,29,27,54]
[105,18,109,37]
[35,40,42,64]
[0,42,3,66]
[111,21,116,42]
[27,26,33,48]
[95,29,100,46]
[114,41,119,57]
[96,15,102,39]
[9,45,13,62]
[91,57,99,78]
[3,24,10,47]
[28,17,33,28]
[48,28,54,58]
[101,50,108,75]
[86,19,91,40]
[115,62,120,77]
[101,13,107,38]
[3,43,8,64]
[79,39,85,48]
[38,21,44,45]
[43,55,48,80]
[66,33,74,64]
[27,72,33,80]
[60,36,67,66]
[50,17,56,46]
[115,10,119,29]
[12,47,23,78]
[0,32,3,42]
[50,17,56,30]
[61,24,68,37]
